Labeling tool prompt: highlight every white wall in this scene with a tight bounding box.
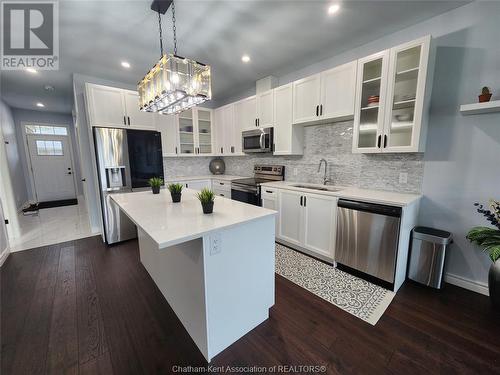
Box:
[11,108,83,201]
[0,99,28,208]
[215,1,500,292]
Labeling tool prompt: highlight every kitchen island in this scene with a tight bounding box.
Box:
[111,189,276,362]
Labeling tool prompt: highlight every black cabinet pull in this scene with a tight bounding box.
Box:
[255,118,257,127]
[81,178,86,182]
[221,147,223,153]
[300,196,303,206]
[377,135,381,148]
[265,190,273,194]
[316,105,319,116]
[127,116,131,125]
[304,196,307,207]
[384,135,388,148]
[123,116,126,125]
[320,104,323,116]
[231,146,234,153]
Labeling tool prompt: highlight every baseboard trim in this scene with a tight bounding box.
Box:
[0,247,10,267]
[445,273,489,296]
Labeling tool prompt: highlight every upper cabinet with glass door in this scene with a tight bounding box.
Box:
[353,35,432,153]
[196,108,213,155]
[178,108,195,155]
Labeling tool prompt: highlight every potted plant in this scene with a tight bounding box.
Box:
[148,177,163,194]
[167,183,183,203]
[466,200,500,307]
[479,86,492,103]
[196,188,215,214]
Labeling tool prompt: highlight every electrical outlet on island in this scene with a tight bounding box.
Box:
[293,168,298,176]
[399,172,408,184]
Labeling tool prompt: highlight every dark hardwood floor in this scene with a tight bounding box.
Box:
[1,236,499,374]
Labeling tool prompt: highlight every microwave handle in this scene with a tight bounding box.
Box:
[259,132,264,149]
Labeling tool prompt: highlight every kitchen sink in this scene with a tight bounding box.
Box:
[291,184,343,192]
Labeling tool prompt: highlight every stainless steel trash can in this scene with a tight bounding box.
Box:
[407,226,452,289]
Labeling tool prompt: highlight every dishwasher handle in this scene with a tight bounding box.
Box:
[338,199,402,217]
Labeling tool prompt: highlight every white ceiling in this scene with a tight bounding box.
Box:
[1,0,468,114]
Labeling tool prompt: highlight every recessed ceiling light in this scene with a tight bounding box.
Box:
[36,102,45,108]
[241,55,251,63]
[26,68,37,74]
[121,61,131,68]
[328,4,340,15]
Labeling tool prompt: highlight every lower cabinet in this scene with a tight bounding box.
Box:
[261,187,279,234]
[277,189,337,260]
[213,179,231,197]
[170,179,212,191]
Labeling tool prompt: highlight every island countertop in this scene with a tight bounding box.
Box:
[111,189,276,248]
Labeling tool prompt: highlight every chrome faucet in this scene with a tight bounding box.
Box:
[317,158,330,185]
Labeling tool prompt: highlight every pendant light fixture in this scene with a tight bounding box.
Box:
[138,0,211,115]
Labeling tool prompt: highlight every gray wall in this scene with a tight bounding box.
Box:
[0,99,28,208]
[11,108,82,201]
[169,2,499,289]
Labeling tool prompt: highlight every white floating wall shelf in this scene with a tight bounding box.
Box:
[460,100,500,115]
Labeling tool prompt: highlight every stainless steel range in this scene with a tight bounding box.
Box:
[231,165,285,206]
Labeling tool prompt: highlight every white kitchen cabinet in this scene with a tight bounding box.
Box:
[261,187,279,234]
[320,61,357,120]
[234,96,257,131]
[273,83,303,155]
[292,74,321,124]
[214,104,241,156]
[213,179,231,198]
[178,108,214,156]
[183,179,211,191]
[352,35,431,154]
[278,190,304,247]
[277,189,337,260]
[123,91,156,129]
[302,194,337,259]
[155,113,178,157]
[85,84,127,127]
[256,89,274,127]
[85,83,156,129]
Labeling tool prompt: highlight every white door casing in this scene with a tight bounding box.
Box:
[0,197,9,258]
[26,133,77,202]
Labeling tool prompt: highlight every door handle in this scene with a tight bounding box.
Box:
[127,116,131,126]
[221,147,223,154]
[300,196,303,206]
[383,135,387,148]
[68,172,72,175]
[123,116,126,125]
[320,104,323,116]
[377,135,381,148]
[81,178,86,182]
[255,118,258,127]
[316,105,319,116]
[303,196,307,207]
[175,146,178,154]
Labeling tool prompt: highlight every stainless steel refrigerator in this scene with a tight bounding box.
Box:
[93,127,163,244]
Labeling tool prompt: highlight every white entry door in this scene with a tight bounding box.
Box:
[27,134,76,202]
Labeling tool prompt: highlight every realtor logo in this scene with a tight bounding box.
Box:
[1,1,59,70]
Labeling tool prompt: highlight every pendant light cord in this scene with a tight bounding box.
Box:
[172,0,177,55]
[158,10,164,57]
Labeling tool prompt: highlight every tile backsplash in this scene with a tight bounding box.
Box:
[164,121,424,194]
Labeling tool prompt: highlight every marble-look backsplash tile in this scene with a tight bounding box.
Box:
[164,121,424,194]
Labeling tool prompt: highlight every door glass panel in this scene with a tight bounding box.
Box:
[197,109,212,154]
[178,108,195,154]
[36,140,64,156]
[26,124,67,135]
[357,58,383,149]
[389,45,421,147]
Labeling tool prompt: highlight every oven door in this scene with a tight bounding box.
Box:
[231,183,261,206]
[242,128,273,153]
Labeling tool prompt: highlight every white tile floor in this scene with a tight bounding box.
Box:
[8,199,96,252]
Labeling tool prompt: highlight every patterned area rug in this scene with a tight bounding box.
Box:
[275,243,395,325]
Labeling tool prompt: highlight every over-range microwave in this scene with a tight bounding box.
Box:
[242,127,273,153]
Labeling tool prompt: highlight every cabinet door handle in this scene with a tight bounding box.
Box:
[221,147,223,154]
[123,116,126,125]
[300,196,303,206]
[320,104,323,116]
[127,116,131,125]
[175,146,178,154]
[255,118,258,127]
[383,135,387,148]
[377,135,381,148]
[231,146,234,153]
[265,190,273,194]
[316,105,319,116]
[186,183,188,188]
[303,196,307,207]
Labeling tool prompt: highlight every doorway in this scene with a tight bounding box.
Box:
[23,124,77,204]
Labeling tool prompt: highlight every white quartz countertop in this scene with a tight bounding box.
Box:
[262,181,421,207]
[111,189,276,248]
[165,175,247,183]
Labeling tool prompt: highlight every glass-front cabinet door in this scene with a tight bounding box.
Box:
[384,36,430,152]
[196,108,213,154]
[178,108,195,155]
[352,50,389,153]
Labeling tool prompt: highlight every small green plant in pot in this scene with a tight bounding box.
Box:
[196,188,215,214]
[168,183,183,203]
[466,200,500,308]
[148,177,163,194]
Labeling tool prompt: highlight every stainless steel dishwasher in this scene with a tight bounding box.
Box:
[335,199,402,286]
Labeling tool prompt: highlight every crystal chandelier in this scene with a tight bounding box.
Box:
[138,0,211,115]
